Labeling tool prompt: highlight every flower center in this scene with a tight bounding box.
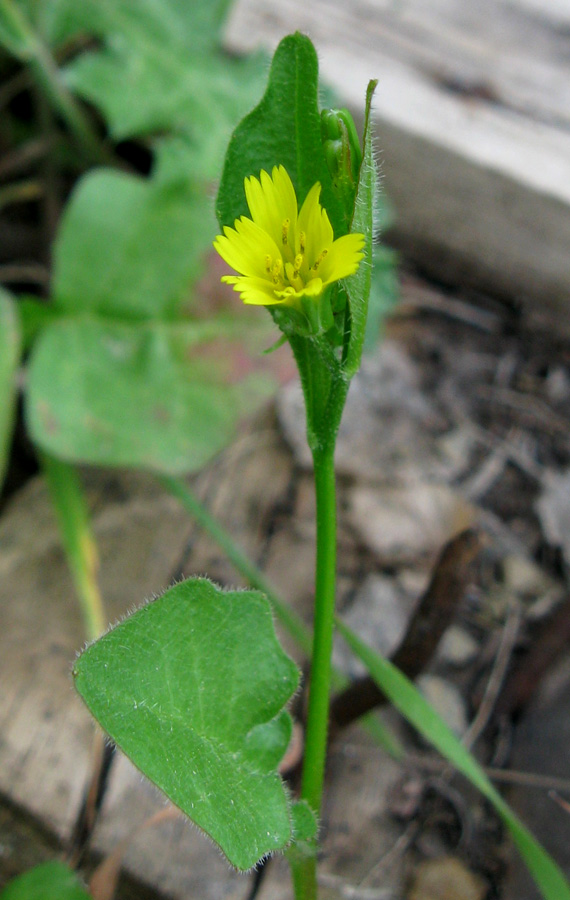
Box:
[264,220,329,297]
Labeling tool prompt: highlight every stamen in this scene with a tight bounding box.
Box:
[265,255,272,274]
[271,258,283,283]
[311,248,329,271]
[299,231,306,253]
[282,219,290,245]
[293,253,303,276]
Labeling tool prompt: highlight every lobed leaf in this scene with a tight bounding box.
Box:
[74,578,305,870]
[59,0,265,179]
[52,169,211,321]
[26,319,245,473]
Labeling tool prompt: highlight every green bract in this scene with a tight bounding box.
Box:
[74,578,315,871]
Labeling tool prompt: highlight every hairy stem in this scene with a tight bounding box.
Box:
[301,446,337,815]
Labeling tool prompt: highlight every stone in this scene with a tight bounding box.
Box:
[347,482,475,565]
[436,625,480,667]
[333,574,413,677]
[535,468,570,567]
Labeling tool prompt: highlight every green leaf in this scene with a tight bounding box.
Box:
[26,319,243,473]
[216,32,344,236]
[52,169,211,320]
[337,619,570,900]
[59,0,265,179]
[0,861,91,900]
[0,287,21,490]
[0,0,35,58]
[342,80,378,379]
[74,578,302,871]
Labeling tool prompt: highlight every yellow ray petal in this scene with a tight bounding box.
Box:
[227,275,285,305]
[320,233,365,283]
[297,182,333,263]
[214,217,280,278]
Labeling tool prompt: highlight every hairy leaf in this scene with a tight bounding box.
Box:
[74,578,307,870]
[216,32,344,236]
[343,80,378,378]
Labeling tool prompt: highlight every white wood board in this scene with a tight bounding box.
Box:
[224,0,570,326]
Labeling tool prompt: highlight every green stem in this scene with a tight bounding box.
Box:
[159,475,313,658]
[42,453,106,641]
[300,446,337,815]
[289,847,318,900]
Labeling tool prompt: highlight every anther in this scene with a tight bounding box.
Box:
[272,258,283,283]
[299,231,306,253]
[312,248,328,271]
[265,255,272,273]
[282,219,290,245]
[293,253,303,275]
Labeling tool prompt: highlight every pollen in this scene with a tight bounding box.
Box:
[213,165,365,307]
[312,248,329,271]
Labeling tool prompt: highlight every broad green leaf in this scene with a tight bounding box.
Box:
[26,319,245,473]
[52,169,212,320]
[58,0,265,179]
[343,80,378,379]
[0,861,91,900]
[0,288,21,489]
[19,0,237,52]
[74,578,303,871]
[0,0,35,58]
[216,32,344,236]
[18,295,62,349]
[337,619,570,900]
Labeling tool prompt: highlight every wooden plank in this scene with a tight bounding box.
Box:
[223,0,570,326]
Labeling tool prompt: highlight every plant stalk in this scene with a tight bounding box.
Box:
[300,446,337,815]
[42,454,106,641]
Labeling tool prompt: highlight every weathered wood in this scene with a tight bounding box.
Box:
[224,0,570,326]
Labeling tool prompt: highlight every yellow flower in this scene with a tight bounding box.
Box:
[214,165,365,307]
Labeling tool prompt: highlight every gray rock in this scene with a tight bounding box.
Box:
[333,574,413,676]
[437,625,480,667]
[535,468,570,567]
